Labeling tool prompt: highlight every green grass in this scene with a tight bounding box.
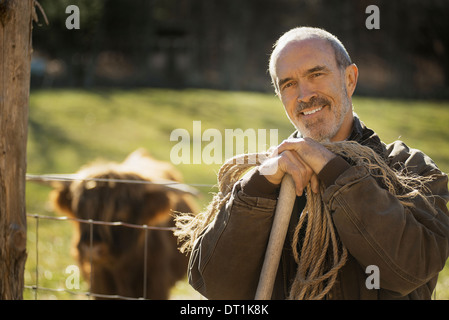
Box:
[25,88,449,299]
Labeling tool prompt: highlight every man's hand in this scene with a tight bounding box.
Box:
[259,137,336,196]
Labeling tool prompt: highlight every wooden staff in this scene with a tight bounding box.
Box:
[255,174,296,300]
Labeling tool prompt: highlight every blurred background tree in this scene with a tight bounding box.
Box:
[31,0,449,99]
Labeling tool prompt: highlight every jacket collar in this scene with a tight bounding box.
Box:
[348,113,387,159]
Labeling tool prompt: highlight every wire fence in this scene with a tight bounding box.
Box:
[24,173,215,300]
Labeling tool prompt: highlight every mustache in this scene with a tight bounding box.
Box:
[295,96,331,116]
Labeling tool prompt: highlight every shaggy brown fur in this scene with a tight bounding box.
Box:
[51,149,198,299]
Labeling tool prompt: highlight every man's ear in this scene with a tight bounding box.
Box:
[345,64,358,97]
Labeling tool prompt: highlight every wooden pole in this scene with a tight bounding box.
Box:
[255,174,296,300]
[0,0,33,299]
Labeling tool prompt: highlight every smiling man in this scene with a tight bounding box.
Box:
[271,31,355,143]
[187,27,449,299]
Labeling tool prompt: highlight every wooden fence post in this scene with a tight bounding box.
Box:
[0,0,33,299]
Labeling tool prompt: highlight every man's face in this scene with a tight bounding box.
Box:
[274,38,356,142]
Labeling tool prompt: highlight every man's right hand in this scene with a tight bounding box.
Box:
[259,149,320,197]
[259,138,337,196]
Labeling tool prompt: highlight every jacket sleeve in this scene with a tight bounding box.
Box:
[188,168,280,299]
[325,141,449,297]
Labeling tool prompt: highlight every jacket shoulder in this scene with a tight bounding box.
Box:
[385,140,443,175]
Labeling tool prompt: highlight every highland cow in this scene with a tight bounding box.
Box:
[50,149,198,299]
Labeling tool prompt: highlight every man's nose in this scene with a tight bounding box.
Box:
[296,84,317,103]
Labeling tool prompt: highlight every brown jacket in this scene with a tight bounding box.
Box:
[188,116,449,299]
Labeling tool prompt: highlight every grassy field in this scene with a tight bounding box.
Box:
[24,88,449,299]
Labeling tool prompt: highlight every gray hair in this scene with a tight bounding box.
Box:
[269,27,352,93]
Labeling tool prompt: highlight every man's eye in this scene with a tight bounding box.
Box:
[311,72,323,78]
[283,82,295,90]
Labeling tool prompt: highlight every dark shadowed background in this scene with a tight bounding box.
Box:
[31,0,449,99]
